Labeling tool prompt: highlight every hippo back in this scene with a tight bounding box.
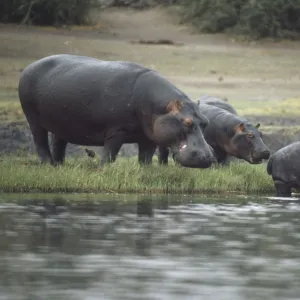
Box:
[267,141,300,185]
[197,95,238,115]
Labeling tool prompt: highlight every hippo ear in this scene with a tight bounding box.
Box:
[166,100,182,114]
[196,99,200,106]
[255,123,260,129]
[235,122,245,133]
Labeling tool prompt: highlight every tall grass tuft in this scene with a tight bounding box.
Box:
[0,155,275,195]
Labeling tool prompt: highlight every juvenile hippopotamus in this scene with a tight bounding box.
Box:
[158,102,270,165]
[18,54,214,168]
[267,142,300,197]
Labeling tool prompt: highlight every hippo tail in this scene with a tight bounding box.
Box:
[266,156,274,175]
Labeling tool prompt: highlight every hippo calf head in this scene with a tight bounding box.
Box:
[153,100,215,168]
[226,122,270,164]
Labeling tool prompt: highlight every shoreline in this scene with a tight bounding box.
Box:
[0,155,275,195]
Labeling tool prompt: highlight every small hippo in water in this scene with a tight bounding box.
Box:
[267,142,300,197]
[18,54,214,168]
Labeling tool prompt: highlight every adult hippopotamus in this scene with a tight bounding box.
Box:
[197,104,270,164]
[267,142,300,197]
[18,54,214,168]
[196,95,238,115]
[158,101,270,165]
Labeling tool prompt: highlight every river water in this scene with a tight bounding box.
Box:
[0,193,300,300]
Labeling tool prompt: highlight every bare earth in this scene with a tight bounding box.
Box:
[0,7,300,156]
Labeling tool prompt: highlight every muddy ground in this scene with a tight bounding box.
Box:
[1,115,300,159]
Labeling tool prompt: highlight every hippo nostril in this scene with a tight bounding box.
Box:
[191,151,198,158]
[262,150,271,159]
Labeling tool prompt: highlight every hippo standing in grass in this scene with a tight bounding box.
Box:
[267,142,300,197]
[158,96,270,165]
[18,54,215,168]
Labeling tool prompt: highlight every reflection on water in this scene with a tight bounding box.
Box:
[0,193,300,300]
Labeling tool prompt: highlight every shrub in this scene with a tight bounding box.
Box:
[0,0,99,26]
[180,0,300,39]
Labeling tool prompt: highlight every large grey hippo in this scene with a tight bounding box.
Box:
[267,142,300,197]
[18,54,214,168]
[158,98,270,165]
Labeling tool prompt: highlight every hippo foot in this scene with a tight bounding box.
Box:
[274,180,292,198]
[39,158,54,166]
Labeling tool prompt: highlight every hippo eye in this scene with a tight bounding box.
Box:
[247,132,254,138]
[184,118,193,127]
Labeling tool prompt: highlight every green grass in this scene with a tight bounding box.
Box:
[232,97,300,117]
[0,101,25,124]
[0,155,274,195]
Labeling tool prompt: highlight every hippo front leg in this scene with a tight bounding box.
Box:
[138,137,157,165]
[158,146,169,165]
[100,131,126,166]
[274,180,292,197]
[212,147,228,165]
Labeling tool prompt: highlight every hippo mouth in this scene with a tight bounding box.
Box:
[248,150,263,164]
[171,140,188,158]
[179,140,188,152]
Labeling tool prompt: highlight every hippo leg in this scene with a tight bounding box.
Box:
[20,101,53,164]
[28,120,53,164]
[274,180,292,197]
[51,134,68,165]
[219,156,231,166]
[158,146,169,165]
[213,147,227,165]
[100,136,124,166]
[138,138,157,165]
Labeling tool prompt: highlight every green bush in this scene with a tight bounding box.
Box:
[0,0,99,26]
[180,0,300,39]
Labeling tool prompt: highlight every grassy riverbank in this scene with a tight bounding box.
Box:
[0,155,274,194]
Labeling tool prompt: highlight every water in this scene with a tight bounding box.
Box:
[0,193,300,300]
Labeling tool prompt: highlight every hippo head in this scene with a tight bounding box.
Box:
[152,100,215,168]
[226,122,270,164]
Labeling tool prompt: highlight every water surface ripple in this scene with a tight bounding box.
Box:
[0,195,299,300]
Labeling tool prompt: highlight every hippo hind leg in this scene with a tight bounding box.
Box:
[22,111,53,164]
[51,134,68,165]
[138,138,157,165]
[31,126,53,164]
[274,180,292,197]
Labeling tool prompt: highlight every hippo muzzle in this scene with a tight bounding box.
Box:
[171,135,215,168]
[247,148,271,164]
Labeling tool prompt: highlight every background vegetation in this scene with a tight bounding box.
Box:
[0,0,100,26]
[180,0,300,39]
[1,0,300,39]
